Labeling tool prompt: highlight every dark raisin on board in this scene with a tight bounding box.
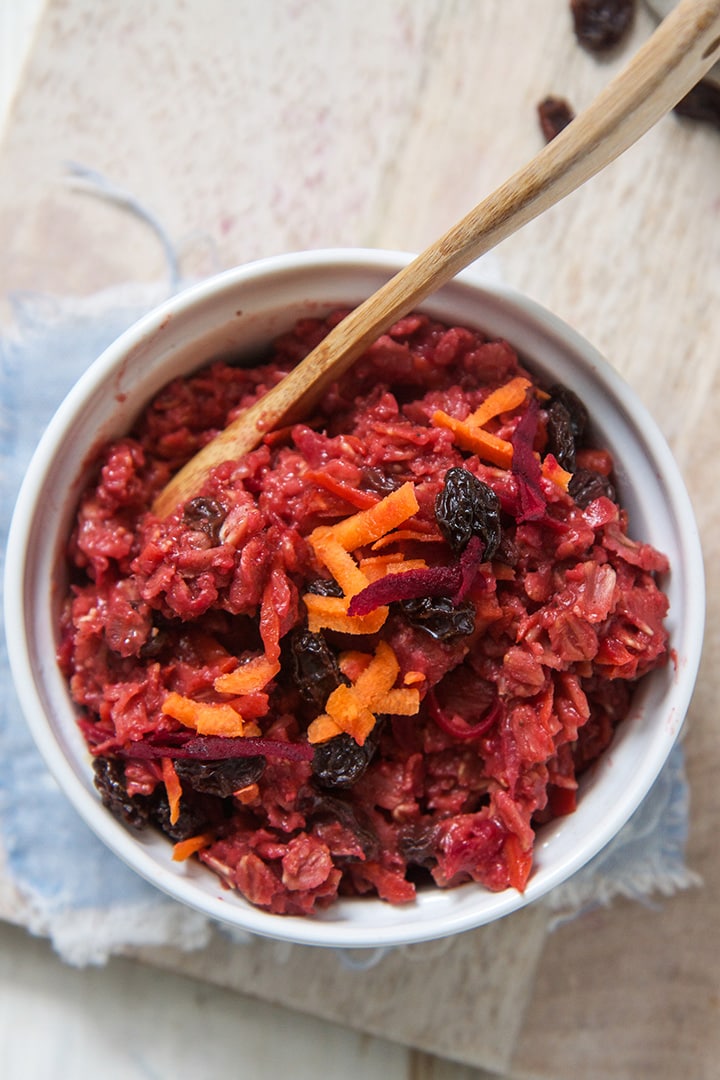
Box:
[570,0,636,52]
[674,79,720,131]
[400,596,476,642]
[538,96,576,142]
[435,467,502,560]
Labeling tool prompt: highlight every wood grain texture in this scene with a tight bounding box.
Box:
[153,0,720,515]
[2,1,720,1078]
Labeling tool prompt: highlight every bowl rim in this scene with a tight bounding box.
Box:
[4,246,706,948]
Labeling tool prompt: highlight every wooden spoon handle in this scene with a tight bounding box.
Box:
[154,0,720,517]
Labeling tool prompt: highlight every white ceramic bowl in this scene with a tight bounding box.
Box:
[5,249,705,948]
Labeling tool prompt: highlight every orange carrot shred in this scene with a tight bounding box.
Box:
[214,655,280,695]
[541,454,573,492]
[466,376,532,428]
[161,757,183,826]
[161,692,247,737]
[403,670,425,685]
[306,469,380,510]
[172,832,214,862]
[234,783,260,805]
[307,713,344,744]
[329,481,419,551]
[431,411,514,469]
[303,592,388,635]
[370,528,441,550]
[310,532,372,598]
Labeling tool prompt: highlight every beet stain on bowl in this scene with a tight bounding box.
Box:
[5,250,704,948]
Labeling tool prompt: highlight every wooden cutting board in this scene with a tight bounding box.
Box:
[2,2,719,1076]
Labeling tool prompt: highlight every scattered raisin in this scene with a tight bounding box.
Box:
[674,79,720,131]
[401,596,476,641]
[92,757,150,831]
[568,468,616,507]
[570,0,635,52]
[538,96,575,142]
[289,628,346,710]
[305,578,344,598]
[435,467,502,560]
[174,756,265,798]
[312,732,376,788]
[182,497,226,544]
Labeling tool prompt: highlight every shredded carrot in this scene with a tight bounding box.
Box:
[161,757,183,826]
[303,592,388,635]
[324,683,377,744]
[353,639,399,701]
[504,833,533,893]
[306,469,380,510]
[234,783,260,805]
[214,654,280,695]
[431,410,514,469]
[329,481,420,551]
[310,531,372,598]
[338,650,373,682]
[309,640,419,746]
[379,687,421,715]
[162,692,247,738]
[172,832,214,862]
[541,454,573,492]
[307,713,344,744]
[466,376,532,428]
[370,528,441,550]
[403,670,426,685]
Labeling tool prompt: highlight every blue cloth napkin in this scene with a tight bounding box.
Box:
[0,277,699,965]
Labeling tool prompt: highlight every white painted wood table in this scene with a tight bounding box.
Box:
[1,2,719,1078]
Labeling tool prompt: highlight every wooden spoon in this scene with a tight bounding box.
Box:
[154,0,720,518]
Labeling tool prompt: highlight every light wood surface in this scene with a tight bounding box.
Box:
[154,0,720,515]
[2,2,720,1078]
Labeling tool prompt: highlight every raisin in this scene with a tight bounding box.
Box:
[570,0,635,53]
[548,385,589,442]
[301,791,379,858]
[398,824,439,869]
[538,96,575,142]
[92,756,150,831]
[545,400,577,471]
[400,596,476,641]
[568,468,616,508]
[289,628,346,710]
[146,787,216,842]
[305,577,344,598]
[435,467,502,559]
[174,756,265,797]
[182,497,226,543]
[674,79,720,131]
[138,622,169,660]
[360,467,401,495]
[312,726,382,789]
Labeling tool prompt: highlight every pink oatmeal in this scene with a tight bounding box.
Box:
[59,310,670,915]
